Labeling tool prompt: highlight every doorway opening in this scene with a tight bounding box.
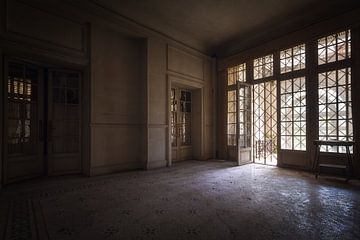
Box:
[3,59,82,184]
[252,81,277,166]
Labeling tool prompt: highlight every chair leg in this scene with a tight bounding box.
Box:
[346,146,352,182]
[314,145,320,179]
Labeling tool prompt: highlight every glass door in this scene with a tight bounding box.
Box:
[47,69,82,175]
[4,60,44,183]
[237,83,252,165]
[171,88,192,162]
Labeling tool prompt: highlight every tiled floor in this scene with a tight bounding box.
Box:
[0,160,360,240]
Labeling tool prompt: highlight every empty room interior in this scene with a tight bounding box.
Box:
[1,0,360,239]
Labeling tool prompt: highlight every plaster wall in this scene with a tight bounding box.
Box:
[0,0,215,183]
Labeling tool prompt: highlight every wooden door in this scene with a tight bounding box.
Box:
[47,69,81,175]
[4,60,44,183]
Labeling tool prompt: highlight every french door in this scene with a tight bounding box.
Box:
[171,88,192,161]
[3,59,82,184]
[47,70,81,174]
[4,61,44,182]
[236,83,252,165]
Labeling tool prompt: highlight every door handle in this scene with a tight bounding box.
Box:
[48,120,53,141]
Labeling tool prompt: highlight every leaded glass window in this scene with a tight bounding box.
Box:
[253,55,273,79]
[318,30,351,65]
[280,44,306,73]
[228,63,246,85]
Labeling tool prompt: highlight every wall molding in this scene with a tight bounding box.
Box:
[168,74,204,89]
[90,123,144,127]
[1,0,89,62]
[90,123,168,128]
[167,45,204,80]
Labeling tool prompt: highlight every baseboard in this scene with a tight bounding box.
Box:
[146,160,167,169]
[89,161,142,176]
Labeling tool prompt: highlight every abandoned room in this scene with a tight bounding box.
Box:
[0,0,360,239]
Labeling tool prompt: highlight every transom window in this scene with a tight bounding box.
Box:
[280,44,306,73]
[280,77,306,150]
[227,63,246,85]
[318,30,351,65]
[253,54,273,79]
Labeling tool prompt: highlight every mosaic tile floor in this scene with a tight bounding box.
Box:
[1,160,360,240]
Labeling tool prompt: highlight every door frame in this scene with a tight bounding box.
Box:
[167,74,204,167]
[47,68,83,176]
[1,54,90,185]
[0,50,3,187]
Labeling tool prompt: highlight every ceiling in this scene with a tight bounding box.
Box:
[89,0,360,57]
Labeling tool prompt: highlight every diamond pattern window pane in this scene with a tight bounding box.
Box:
[253,81,277,164]
[280,44,306,73]
[228,63,246,85]
[253,55,273,79]
[318,68,352,153]
[280,77,306,151]
[318,30,351,65]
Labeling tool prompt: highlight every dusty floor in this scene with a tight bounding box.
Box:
[0,160,360,240]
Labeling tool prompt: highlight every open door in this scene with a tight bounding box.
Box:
[236,83,252,165]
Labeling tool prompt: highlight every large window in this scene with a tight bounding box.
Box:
[280,77,306,150]
[318,68,352,153]
[253,55,273,79]
[224,28,355,164]
[317,29,352,153]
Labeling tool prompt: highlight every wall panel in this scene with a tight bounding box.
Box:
[168,46,204,80]
[5,0,86,53]
[91,24,144,124]
[90,23,146,174]
[91,125,141,168]
[147,126,167,168]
